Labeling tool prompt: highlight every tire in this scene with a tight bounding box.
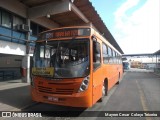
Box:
[116,74,120,85]
[116,80,119,85]
[98,81,107,102]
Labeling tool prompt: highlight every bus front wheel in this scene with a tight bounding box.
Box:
[98,81,108,102]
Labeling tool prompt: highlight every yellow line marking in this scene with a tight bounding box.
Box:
[136,80,152,120]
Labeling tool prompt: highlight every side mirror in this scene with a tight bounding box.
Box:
[93,41,99,54]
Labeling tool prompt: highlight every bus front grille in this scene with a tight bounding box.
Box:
[56,88,74,95]
[37,86,74,95]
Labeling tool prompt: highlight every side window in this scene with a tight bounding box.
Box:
[117,54,120,64]
[112,50,117,64]
[31,22,38,36]
[13,15,25,29]
[117,54,122,64]
[108,47,112,57]
[102,43,108,64]
[93,40,101,70]
[31,22,47,36]
[108,47,113,64]
[2,10,11,28]
[120,56,122,64]
[116,53,119,64]
[112,50,115,64]
[0,10,1,25]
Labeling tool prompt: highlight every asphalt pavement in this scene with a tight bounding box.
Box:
[0,69,159,120]
[0,79,35,111]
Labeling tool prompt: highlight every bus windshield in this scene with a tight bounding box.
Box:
[33,39,90,78]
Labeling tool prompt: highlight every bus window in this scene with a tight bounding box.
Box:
[108,47,112,56]
[108,47,113,64]
[115,52,118,64]
[102,43,108,64]
[33,43,56,68]
[112,50,116,64]
[93,40,101,70]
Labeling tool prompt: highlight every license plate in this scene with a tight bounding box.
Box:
[48,96,58,102]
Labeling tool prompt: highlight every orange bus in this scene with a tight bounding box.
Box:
[31,26,123,107]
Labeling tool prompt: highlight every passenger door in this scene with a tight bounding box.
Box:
[92,38,103,104]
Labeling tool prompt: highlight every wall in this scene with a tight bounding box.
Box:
[0,55,23,68]
[0,40,26,55]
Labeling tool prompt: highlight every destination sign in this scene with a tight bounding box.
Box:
[39,28,91,40]
[32,67,54,76]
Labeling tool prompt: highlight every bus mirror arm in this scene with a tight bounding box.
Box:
[91,35,97,42]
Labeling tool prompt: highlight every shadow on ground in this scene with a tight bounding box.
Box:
[0,85,34,110]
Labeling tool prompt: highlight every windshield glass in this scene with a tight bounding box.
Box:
[33,39,90,78]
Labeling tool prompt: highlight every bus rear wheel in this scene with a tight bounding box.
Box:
[116,73,120,85]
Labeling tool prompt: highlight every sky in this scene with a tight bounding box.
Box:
[90,0,160,54]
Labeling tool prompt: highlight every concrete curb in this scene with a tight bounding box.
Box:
[0,83,30,90]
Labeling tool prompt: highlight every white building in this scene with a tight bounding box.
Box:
[0,0,123,82]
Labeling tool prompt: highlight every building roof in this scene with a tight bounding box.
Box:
[19,0,124,54]
[154,50,160,55]
[74,0,124,54]
[123,49,160,57]
[123,53,153,57]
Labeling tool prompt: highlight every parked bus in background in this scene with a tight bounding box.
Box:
[123,61,130,70]
[31,26,123,107]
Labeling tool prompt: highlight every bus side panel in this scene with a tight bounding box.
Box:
[118,64,123,80]
[112,65,119,86]
[102,64,123,91]
[108,64,123,90]
[102,64,112,90]
[92,64,122,105]
[92,38,105,105]
[105,65,116,91]
[92,67,104,105]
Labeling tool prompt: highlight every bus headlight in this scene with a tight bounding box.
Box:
[78,76,90,92]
